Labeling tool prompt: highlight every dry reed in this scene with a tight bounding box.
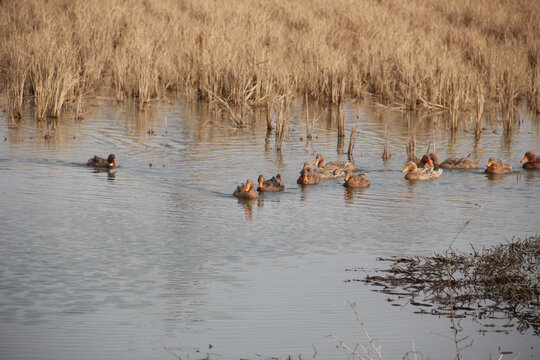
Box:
[1,0,539,121]
[347,126,357,160]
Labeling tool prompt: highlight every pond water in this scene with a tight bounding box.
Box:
[0,97,539,360]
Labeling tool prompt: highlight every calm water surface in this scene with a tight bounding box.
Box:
[0,98,539,360]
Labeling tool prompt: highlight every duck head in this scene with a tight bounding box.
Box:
[314,154,324,167]
[401,162,417,173]
[429,152,439,167]
[107,154,118,167]
[257,175,265,189]
[521,151,536,163]
[245,179,254,192]
[302,162,314,172]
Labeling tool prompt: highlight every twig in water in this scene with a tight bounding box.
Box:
[448,220,471,251]
[446,262,462,360]
[348,126,358,160]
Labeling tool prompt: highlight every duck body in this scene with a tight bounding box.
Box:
[233,179,259,199]
[521,151,540,169]
[257,174,285,192]
[314,167,344,179]
[343,171,370,188]
[87,154,118,168]
[485,158,512,174]
[315,154,354,172]
[402,162,442,180]
[297,162,320,185]
[439,158,479,169]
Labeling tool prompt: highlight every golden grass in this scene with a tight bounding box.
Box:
[1,0,539,121]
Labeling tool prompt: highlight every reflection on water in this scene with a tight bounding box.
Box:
[0,96,539,360]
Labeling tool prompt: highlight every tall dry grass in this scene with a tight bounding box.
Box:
[0,0,539,121]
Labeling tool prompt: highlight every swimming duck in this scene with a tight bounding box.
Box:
[297,162,320,185]
[413,155,434,169]
[343,170,370,188]
[257,174,285,192]
[430,152,478,169]
[314,166,344,179]
[521,151,540,169]
[485,158,512,174]
[315,154,354,172]
[233,179,259,199]
[401,161,443,180]
[87,154,118,168]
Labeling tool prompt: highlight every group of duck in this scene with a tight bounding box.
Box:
[232,151,540,199]
[83,151,539,200]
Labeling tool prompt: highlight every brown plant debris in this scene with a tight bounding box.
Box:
[357,235,540,335]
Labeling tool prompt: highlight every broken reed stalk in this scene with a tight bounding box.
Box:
[329,301,383,360]
[275,96,290,152]
[347,126,357,160]
[382,139,391,161]
[337,104,346,138]
[475,82,485,140]
[382,125,391,161]
[528,67,540,113]
[406,135,416,161]
[446,261,462,360]
[204,87,250,128]
[304,93,314,140]
[449,89,460,132]
[265,99,273,130]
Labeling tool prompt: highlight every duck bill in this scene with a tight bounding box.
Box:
[314,159,320,166]
[520,156,527,163]
[428,158,434,167]
[113,159,118,167]
[258,179,263,189]
[244,183,251,192]
[344,172,350,181]
[487,160,493,167]
[303,173,308,183]
[401,165,409,173]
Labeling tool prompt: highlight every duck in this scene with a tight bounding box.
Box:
[257,174,285,192]
[314,154,354,172]
[521,151,540,169]
[87,154,118,168]
[314,166,344,179]
[401,161,443,180]
[413,155,434,169]
[233,179,259,199]
[343,170,370,188]
[297,162,320,185]
[485,158,512,174]
[430,152,478,169]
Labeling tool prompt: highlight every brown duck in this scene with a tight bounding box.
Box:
[343,170,370,188]
[315,154,354,172]
[87,154,118,168]
[521,151,540,169]
[430,153,478,169]
[297,162,320,185]
[485,158,512,174]
[233,179,259,199]
[414,155,434,169]
[401,161,442,180]
[257,174,285,192]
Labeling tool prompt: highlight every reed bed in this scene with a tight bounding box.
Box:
[1,0,539,121]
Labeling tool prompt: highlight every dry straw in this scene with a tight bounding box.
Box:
[1,0,539,121]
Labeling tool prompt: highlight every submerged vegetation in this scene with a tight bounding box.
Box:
[357,235,540,336]
[1,0,539,123]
